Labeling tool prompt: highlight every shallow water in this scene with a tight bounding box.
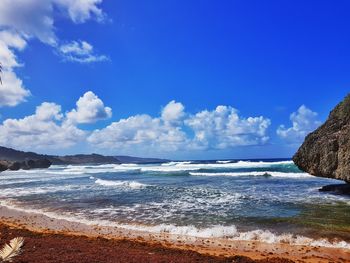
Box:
[1,159,350,248]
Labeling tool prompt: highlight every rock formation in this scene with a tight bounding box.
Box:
[293,94,350,183]
[0,159,52,172]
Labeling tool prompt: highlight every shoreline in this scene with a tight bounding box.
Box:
[1,205,349,262]
[0,222,293,263]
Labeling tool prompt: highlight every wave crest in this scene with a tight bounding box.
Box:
[95,179,148,189]
[189,171,310,178]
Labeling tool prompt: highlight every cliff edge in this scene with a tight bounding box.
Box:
[293,94,350,183]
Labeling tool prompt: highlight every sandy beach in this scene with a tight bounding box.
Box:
[0,205,349,263]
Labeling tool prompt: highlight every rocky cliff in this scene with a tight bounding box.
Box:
[0,159,52,172]
[293,94,350,183]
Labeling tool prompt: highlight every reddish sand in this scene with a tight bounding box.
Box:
[0,223,295,263]
[0,204,349,262]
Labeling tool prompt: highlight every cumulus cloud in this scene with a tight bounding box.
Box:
[0,92,273,153]
[0,31,30,106]
[0,0,56,45]
[54,0,106,24]
[0,102,85,150]
[59,40,108,63]
[88,102,271,153]
[161,100,185,124]
[66,91,112,124]
[88,101,188,153]
[0,0,106,45]
[185,106,271,150]
[0,91,111,150]
[277,105,321,143]
[88,113,188,153]
[0,0,107,107]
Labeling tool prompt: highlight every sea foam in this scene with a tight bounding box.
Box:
[189,171,311,178]
[0,200,349,250]
[95,179,148,189]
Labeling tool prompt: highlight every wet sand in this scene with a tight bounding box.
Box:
[0,205,349,263]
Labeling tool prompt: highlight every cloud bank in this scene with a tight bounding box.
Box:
[0,85,324,155]
[0,102,85,150]
[0,92,272,154]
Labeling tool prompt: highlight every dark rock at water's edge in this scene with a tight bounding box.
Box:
[319,184,350,195]
[293,94,350,183]
[0,161,10,171]
[8,161,21,170]
[0,158,52,172]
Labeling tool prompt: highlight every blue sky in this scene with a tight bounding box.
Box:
[0,1,349,159]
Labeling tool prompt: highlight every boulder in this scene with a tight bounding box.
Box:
[319,184,350,195]
[293,94,350,183]
[0,160,9,172]
[0,158,52,172]
[25,159,51,169]
[8,161,21,171]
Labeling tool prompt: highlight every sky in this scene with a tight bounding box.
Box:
[0,0,349,160]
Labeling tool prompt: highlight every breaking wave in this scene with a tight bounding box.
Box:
[189,171,311,178]
[0,201,349,250]
[95,179,148,189]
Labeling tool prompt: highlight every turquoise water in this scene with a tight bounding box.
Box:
[1,159,350,247]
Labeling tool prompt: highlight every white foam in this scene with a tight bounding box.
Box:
[1,161,295,177]
[189,171,311,178]
[0,184,90,198]
[0,200,348,250]
[51,164,142,175]
[141,161,294,173]
[161,161,193,166]
[216,160,231,164]
[95,179,148,189]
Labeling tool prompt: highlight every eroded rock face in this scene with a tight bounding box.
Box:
[0,161,10,172]
[0,159,52,172]
[293,94,350,183]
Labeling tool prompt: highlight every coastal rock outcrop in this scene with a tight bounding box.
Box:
[293,94,350,183]
[0,161,10,172]
[0,158,52,172]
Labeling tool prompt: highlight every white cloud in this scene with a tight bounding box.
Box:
[161,100,185,124]
[88,100,188,153]
[88,102,271,153]
[277,105,321,143]
[0,0,107,107]
[0,102,85,150]
[88,113,187,153]
[0,91,111,150]
[0,0,56,45]
[185,106,271,150]
[54,0,106,23]
[59,40,108,63]
[0,70,31,106]
[0,0,106,46]
[0,31,30,106]
[66,91,112,124]
[0,93,273,154]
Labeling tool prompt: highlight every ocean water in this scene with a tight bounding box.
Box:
[1,159,350,248]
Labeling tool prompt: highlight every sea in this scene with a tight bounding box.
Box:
[1,159,350,249]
